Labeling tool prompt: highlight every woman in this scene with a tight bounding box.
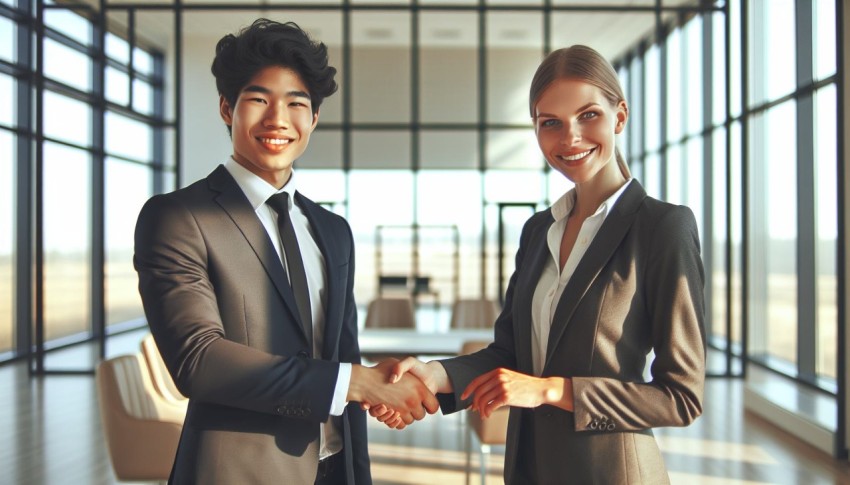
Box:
[374,44,705,484]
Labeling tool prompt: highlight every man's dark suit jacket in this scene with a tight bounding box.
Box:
[134,165,371,485]
[438,180,705,485]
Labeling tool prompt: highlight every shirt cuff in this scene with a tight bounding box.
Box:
[329,362,352,416]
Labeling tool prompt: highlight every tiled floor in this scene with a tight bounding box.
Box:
[2,329,850,484]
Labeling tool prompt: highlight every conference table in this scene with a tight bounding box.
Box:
[358,328,494,360]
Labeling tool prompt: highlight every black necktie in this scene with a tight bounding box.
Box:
[267,192,313,349]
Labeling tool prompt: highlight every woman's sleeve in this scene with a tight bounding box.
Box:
[571,205,705,432]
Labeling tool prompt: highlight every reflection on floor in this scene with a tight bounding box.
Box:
[2,329,849,485]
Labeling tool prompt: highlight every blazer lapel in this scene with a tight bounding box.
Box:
[207,166,310,346]
[295,192,340,360]
[543,181,647,370]
[512,215,554,375]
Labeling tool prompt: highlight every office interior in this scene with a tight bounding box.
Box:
[1,0,849,483]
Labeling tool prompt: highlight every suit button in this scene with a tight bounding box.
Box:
[275,406,286,414]
[588,420,598,430]
[297,351,309,358]
[607,423,616,431]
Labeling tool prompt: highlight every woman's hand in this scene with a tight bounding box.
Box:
[360,357,452,429]
[461,368,574,418]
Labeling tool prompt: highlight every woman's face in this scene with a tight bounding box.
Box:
[534,78,627,185]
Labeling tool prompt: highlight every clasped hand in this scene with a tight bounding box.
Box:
[349,359,439,429]
[364,358,574,429]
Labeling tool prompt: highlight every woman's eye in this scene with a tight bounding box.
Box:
[540,119,559,128]
[579,111,599,121]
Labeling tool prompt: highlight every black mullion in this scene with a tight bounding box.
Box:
[342,2,351,219]
[174,0,182,188]
[656,0,668,201]
[478,1,487,299]
[32,0,45,375]
[410,4,419,289]
[795,0,817,383]
[15,0,34,360]
[833,0,846,460]
[724,0,736,376]
[128,8,136,111]
[702,8,717,375]
[90,0,107,362]
[152,48,165,196]
[740,0,750,379]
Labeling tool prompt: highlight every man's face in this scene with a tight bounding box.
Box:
[220,65,318,188]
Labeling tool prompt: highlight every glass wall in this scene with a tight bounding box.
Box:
[1,1,171,360]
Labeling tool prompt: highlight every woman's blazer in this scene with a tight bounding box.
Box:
[439,180,705,485]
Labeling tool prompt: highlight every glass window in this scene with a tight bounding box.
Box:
[729,121,743,352]
[0,15,14,63]
[420,131,478,170]
[0,130,13,354]
[44,91,91,146]
[748,0,795,106]
[420,12,478,124]
[352,131,410,169]
[43,141,91,341]
[483,170,543,203]
[666,28,682,144]
[296,169,346,205]
[485,129,540,170]
[486,11,542,125]
[547,169,574,204]
[105,32,130,63]
[643,152,661,199]
[44,38,91,91]
[301,129,342,169]
[644,45,660,153]
[105,66,129,106]
[45,7,91,46]
[348,170,414,304]
[814,85,837,379]
[628,55,643,159]
[0,74,13,127]
[133,47,154,76]
[729,0,742,117]
[105,159,151,326]
[105,111,152,162]
[814,0,836,81]
[712,11,727,127]
[710,128,729,348]
[132,79,153,115]
[684,15,703,136]
[351,12,411,123]
[749,100,797,365]
[417,170,482,303]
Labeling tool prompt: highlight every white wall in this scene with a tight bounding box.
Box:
[180,35,231,187]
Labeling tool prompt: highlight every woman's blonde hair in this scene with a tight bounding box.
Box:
[529,45,631,178]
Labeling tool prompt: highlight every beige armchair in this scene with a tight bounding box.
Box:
[140,333,188,409]
[95,353,184,481]
[363,296,417,329]
[450,299,501,329]
[461,340,508,485]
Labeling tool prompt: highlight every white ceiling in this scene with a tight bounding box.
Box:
[93,1,696,62]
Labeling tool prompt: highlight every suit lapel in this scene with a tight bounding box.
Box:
[207,166,310,346]
[512,215,553,375]
[543,181,647,370]
[295,192,340,360]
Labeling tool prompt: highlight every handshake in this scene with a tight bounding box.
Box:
[346,357,451,429]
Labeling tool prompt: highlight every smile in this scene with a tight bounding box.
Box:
[258,137,291,146]
[559,147,596,161]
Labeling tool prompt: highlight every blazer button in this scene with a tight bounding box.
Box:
[588,420,598,430]
[606,423,616,431]
[276,405,286,414]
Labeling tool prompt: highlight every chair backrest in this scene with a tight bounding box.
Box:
[141,333,187,406]
[95,354,183,481]
[364,296,416,329]
[450,299,501,329]
[461,339,509,445]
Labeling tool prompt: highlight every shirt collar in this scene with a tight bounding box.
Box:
[223,157,298,211]
[551,178,633,222]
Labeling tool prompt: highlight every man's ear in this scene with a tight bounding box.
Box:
[310,109,320,132]
[615,100,628,135]
[219,95,233,126]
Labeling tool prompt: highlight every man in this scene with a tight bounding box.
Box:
[134,19,436,485]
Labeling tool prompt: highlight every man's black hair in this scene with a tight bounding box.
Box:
[212,18,338,122]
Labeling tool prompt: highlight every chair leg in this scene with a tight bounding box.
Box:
[465,420,472,485]
[480,444,490,485]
